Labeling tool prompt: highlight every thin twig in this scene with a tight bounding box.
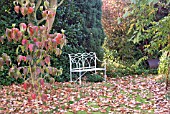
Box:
[37,17,47,25]
[57,0,65,8]
[35,0,42,12]
[34,0,42,22]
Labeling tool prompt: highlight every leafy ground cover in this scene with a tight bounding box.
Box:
[0,75,169,114]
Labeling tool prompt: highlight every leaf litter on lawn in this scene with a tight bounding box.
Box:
[0,75,170,113]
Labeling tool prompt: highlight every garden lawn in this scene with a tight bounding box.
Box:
[0,75,169,114]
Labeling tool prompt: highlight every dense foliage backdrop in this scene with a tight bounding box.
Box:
[102,0,169,77]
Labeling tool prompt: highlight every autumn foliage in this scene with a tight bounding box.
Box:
[102,0,139,62]
[102,0,128,39]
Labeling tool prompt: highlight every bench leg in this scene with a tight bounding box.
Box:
[70,71,73,82]
[79,72,81,85]
[104,69,107,81]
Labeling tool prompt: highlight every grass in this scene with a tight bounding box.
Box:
[0,75,169,113]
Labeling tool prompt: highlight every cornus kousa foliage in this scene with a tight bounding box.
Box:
[13,0,64,33]
[0,53,11,70]
[1,23,66,104]
[0,0,66,111]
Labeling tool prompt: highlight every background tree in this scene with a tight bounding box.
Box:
[124,0,170,89]
[101,0,147,77]
[75,0,105,59]
[102,0,141,62]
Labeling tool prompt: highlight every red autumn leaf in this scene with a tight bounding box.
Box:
[33,38,37,42]
[31,93,36,100]
[27,26,34,36]
[22,56,27,62]
[33,84,38,89]
[23,82,27,90]
[28,7,34,14]
[40,61,45,66]
[28,97,32,103]
[17,31,22,40]
[10,28,19,40]
[6,28,12,40]
[12,28,19,33]
[5,59,11,66]
[14,6,20,13]
[18,55,23,61]
[21,39,28,45]
[41,94,48,101]
[40,78,45,86]
[55,33,62,44]
[44,40,49,50]
[44,56,50,65]
[20,7,28,16]
[56,33,63,39]
[36,67,41,76]
[11,32,15,39]
[33,26,38,35]
[67,88,72,92]
[35,41,42,48]
[28,44,34,52]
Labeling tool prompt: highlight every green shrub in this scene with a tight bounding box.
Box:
[74,0,105,59]
[124,0,169,71]
[86,73,104,82]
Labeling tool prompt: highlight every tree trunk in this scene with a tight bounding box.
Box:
[24,0,64,33]
[45,0,64,33]
[45,0,57,33]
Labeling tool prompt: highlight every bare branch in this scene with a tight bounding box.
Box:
[35,0,42,12]
[33,0,42,22]
[57,0,64,8]
[37,17,47,25]
[30,0,35,2]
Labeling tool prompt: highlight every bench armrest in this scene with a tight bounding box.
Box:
[96,57,106,64]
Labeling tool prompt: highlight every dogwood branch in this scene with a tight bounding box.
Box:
[37,17,47,25]
[35,0,42,12]
[57,0,65,8]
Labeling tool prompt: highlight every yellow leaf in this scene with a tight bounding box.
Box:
[127,23,135,34]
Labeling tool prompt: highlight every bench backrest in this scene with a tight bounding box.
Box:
[68,52,97,69]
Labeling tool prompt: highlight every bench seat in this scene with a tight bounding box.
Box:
[71,67,106,72]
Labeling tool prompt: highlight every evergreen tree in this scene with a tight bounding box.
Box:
[75,0,105,59]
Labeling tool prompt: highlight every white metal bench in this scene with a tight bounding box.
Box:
[68,52,106,84]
